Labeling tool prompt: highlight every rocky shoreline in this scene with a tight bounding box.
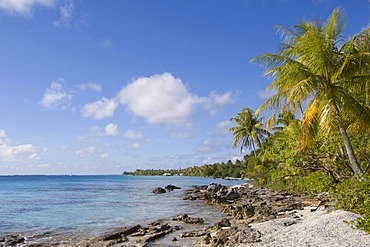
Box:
[2,182,369,247]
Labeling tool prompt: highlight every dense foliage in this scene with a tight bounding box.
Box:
[252,7,370,177]
[247,8,370,232]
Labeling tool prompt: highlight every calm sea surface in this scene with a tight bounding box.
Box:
[0,175,244,236]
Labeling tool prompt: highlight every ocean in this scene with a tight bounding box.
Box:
[0,175,244,237]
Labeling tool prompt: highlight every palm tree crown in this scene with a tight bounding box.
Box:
[229,107,269,157]
[252,8,370,177]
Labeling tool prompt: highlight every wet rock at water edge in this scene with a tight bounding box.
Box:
[152,187,166,194]
[1,234,26,246]
[165,184,181,191]
[172,214,204,224]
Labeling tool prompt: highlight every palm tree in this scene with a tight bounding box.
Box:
[273,110,296,131]
[228,107,269,157]
[252,8,370,177]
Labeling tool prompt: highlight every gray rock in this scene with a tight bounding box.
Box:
[152,187,166,194]
[180,230,208,238]
[165,184,181,191]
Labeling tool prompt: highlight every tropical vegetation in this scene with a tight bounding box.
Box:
[123,8,370,232]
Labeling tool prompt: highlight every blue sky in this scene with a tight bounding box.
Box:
[0,0,369,175]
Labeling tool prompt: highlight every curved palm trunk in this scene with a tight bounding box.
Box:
[251,140,257,157]
[334,105,364,177]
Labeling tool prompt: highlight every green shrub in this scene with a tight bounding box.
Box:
[331,177,370,233]
[266,170,332,196]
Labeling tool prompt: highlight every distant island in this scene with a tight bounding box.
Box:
[123,159,244,178]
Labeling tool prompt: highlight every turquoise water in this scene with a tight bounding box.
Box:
[0,175,244,236]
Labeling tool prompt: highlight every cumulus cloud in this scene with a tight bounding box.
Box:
[0,0,54,16]
[82,97,118,120]
[105,123,119,136]
[124,130,143,139]
[0,130,38,162]
[53,0,73,27]
[118,73,197,124]
[0,143,36,161]
[200,91,233,115]
[79,82,101,92]
[117,73,234,124]
[39,78,72,109]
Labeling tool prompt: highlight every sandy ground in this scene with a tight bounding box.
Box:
[245,207,370,247]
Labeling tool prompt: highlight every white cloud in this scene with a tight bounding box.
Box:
[200,91,233,115]
[82,97,118,120]
[79,82,101,92]
[28,152,41,160]
[0,129,39,162]
[257,88,276,99]
[117,73,233,124]
[0,143,37,161]
[100,38,113,47]
[105,123,119,136]
[123,130,143,139]
[0,129,6,138]
[0,0,54,16]
[1,143,36,155]
[39,78,72,109]
[75,146,95,157]
[118,72,196,124]
[53,0,73,27]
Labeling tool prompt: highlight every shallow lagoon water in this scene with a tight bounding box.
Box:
[0,175,244,236]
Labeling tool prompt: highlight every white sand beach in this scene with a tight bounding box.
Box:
[245,207,370,247]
